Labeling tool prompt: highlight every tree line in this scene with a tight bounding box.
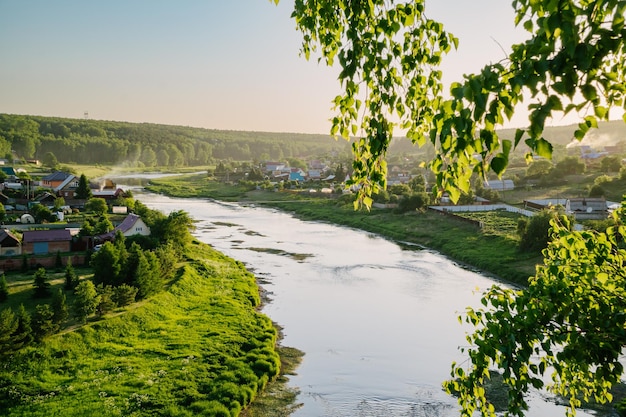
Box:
[0,113,352,167]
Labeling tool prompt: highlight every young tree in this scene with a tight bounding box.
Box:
[32,267,51,298]
[11,304,33,351]
[42,151,59,169]
[90,242,122,286]
[133,250,162,299]
[0,307,17,353]
[64,258,78,290]
[85,198,108,216]
[73,280,100,323]
[32,304,58,341]
[113,284,138,307]
[96,284,116,316]
[75,174,92,200]
[0,273,8,302]
[51,288,69,325]
[30,204,54,223]
[55,250,63,271]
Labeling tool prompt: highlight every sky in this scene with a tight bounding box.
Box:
[0,1,617,135]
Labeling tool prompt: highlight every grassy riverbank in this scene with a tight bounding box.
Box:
[146,174,541,287]
[0,242,292,417]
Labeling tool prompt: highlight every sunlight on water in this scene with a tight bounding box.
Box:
[137,192,602,417]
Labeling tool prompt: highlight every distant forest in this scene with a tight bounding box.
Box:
[0,114,355,167]
[0,113,624,168]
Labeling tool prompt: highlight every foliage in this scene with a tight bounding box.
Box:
[112,283,138,307]
[30,203,54,223]
[96,284,116,316]
[12,304,33,351]
[0,308,17,353]
[525,159,553,178]
[64,259,78,290]
[517,209,560,253]
[32,267,51,298]
[73,280,100,323]
[85,197,108,215]
[601,155,622,173]
[445,203,626,417]
[589,184,606,197]
[396,192,430,213]
[0,243,281,416]
[91,242,122,286]
[289,0,626,208]
[51,288,69,324]
[32,303,58,341]
[75,174,92,199]
[554,156,586,176]
[0,274,8,302]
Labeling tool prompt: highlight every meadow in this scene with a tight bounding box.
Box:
[0,243,288,417]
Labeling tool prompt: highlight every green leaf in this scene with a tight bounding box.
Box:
[490,155,508,175]
[535,138,553,159]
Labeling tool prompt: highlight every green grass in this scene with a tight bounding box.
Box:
[0,243,286,417]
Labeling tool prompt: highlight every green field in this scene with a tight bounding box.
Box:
[0,243,293,417]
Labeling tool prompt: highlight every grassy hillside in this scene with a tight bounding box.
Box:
[0,242,292,417]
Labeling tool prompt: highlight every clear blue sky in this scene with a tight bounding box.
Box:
[0,0,598,134]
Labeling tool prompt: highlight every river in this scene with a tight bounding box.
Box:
[135,191,601,417]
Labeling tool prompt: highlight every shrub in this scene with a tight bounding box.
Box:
[518,210,560,253]
[589,184,605,197]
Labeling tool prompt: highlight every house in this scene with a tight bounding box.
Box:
[54,175,79,198]
[98,214,151,242]
[92,188,125,201]
[0,229,21,256]
[22,229,72,255]
[566,197,609,220]
[41,171,73,189]
[289,168,306,182]
[265,162,286,172]
[308,169,322,180]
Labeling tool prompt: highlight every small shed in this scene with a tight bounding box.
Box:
[0,229,21,256]
[22,229,72,255]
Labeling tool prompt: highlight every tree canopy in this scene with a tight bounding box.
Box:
[285,0,625,206]
[278,0,626,415]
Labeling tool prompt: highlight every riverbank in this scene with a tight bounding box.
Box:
[0,242,286,416]
[145,175,542,287]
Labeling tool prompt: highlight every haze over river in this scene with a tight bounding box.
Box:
[136,191,600,417]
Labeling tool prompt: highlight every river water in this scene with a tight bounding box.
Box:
[135,192,600,417]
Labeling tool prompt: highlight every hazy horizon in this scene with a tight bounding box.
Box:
[1,1,623,135]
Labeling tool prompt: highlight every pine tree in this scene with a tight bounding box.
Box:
[51,288,69,325]
[55,251,63,272]
[64,259,78,290]
[32,268,50,298]
[96,285,116,316]
[0,273,8,302]
[0,307,17,354]
[74,281,100,323]
[113,284,138,307]
[75,174,92,200]
[32,304,57,341]
[11,304,33,351]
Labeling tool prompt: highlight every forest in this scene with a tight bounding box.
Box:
[0,113,353,167]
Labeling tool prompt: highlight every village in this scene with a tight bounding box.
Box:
[0,167,147,270]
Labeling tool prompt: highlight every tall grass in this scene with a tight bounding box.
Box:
[0,243,280,416]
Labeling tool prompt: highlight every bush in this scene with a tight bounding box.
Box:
[589,184,605,197]
[518,210,560,253]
